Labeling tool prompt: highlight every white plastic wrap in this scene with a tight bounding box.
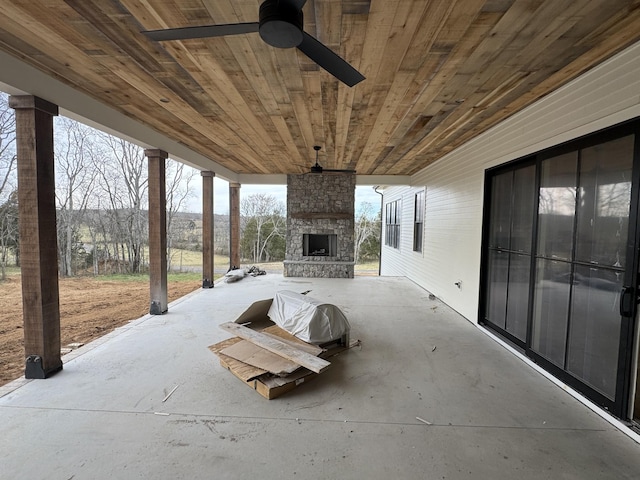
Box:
[267,290,350,344]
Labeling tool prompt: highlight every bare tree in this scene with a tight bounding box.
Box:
[354,201,379,263]
[0,93,16,279]
[55,117,98,276]
[0,191,18,279]
[165,159,197,271]
[95,134,148,273]
[240,193,286,263]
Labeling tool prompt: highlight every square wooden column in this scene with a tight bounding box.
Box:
[9,95,62,379]
[201,171,215,288]
[229,182,241,270]
[146,149,168,315]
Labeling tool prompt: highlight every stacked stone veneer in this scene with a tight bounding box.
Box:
[284,173,355,278]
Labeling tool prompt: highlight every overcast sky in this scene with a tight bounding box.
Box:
[185,177,382,215]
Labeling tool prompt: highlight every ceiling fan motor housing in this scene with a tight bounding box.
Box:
[259,0,304,48]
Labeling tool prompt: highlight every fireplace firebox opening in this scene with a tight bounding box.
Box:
[303,234,337,257]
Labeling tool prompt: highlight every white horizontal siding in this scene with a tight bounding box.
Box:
[381,40,640,323]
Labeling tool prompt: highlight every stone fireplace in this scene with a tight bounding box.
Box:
[284,173,355,278]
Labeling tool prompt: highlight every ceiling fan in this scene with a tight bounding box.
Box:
[307,145,356,174]
[142,0,365,87]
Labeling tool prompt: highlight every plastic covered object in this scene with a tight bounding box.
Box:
[267,290,350,344]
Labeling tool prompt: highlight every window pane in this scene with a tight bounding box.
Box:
[538,152,578,260]
[489,172,512,249]
[506,253,531,341]
[413,222,423,252]
[575,135,634,266]
[567,265,622,399]
[485,249,508,329]
[532,258,571,367]
[511,165,536,253]
[414,192,424,252]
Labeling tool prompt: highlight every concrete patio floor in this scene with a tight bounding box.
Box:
[1,274,639,479]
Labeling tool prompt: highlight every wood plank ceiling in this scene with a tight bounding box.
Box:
[0,0,639,176]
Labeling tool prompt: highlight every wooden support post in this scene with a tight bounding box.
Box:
[229,182,241,270]
[201,171,215,288]
[146,149,168,315]
[10,95,62,379]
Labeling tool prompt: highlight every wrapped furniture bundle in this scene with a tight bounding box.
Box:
[267,290,350,345]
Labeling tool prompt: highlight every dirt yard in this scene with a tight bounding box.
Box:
[0,275,200,386]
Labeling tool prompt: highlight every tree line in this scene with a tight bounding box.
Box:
[0,93,199,279]
[0,93,380,279]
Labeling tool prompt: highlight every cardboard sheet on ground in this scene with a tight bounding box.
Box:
[219,322,331,373]
[220,340,301,376]
[267,290,350,344]
[209,325,324,380]
[208,337,267,382]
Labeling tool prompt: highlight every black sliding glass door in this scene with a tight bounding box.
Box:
[485,163,535,344]
[481,123,639,418]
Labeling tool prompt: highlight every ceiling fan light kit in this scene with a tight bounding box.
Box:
[142,0,364,87]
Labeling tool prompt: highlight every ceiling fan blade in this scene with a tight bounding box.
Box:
[321,168,357,174]
[143,22,259,41]
[297,32,365,87]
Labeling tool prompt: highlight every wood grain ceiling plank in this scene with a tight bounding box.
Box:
[386,3,467,145]
[93,53,272,172]
[321,79,339,169]
[334,7,366,166]
[0,3,98,73]
[342,87,389,174]
[121,101,255,172]
[271,115,306,171]
[192,50,280,145]
[290,89,319,157]
[26,0,248,161]
[0,27,129,106]
[0,2,149,114]
[401,2,598,165]
[121,0,287,170]
[129,0,289,170]
[397,0,456,72]
[2,0,639,177]
[455,0,545,77]
[281,102,312,164]
[313,0,343,48]
[355,72,416,174]
[334,83,356,167]
[201,0,252,24]
[304,74,326,148]
[352,0,433,173]
[400,1,640,170]
[118,0,175,29]
[339,0,401,172]
[69,1,228,120]
[365,0,489,173]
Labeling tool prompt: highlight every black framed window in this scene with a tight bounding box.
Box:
[385,199,400,249]
[413,191,425,252]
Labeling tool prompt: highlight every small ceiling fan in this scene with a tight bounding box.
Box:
[307,145,356,174]
[142,0,365,87]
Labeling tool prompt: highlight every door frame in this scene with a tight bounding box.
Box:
[479,118,640,420]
